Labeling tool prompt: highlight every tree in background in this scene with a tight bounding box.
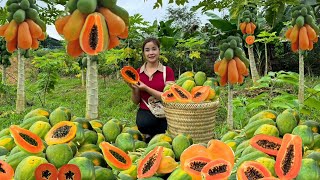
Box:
[0,38,11,85]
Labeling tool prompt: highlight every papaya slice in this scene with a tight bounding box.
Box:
[207,139,235,169]
[161,90,177,103]
[170,84,192,103]
[137,146,163,178]
[184,156,211,180]
[99,141,132,171]
[9,125,44,153]
[0,160,14,180]
[35,163,58,180]
[250,134,282,156]
[275,134,302,180]
[45,121,77,145]
[237,161,272,180]
[98,7,126,36]
[120,66,139,84]
[79,12,108,55]
[58,164,81,180]
[201,158,232,180]
[180,144,209,170]
[191,86,210,103]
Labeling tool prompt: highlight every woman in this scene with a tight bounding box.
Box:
[128,37,175,140]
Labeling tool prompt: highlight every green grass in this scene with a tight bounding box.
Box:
[0,78,137,129]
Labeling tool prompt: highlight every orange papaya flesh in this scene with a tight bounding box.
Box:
[137,146,163,178]
[120,66,139,84]
[237,161,272,180]
[170,84,192,103]
[250,134,282,156]
[79,12,108,55]
[191,86,210,103]
[207,139,235,169]
[161,90,177,103]
[201,158,232,180]
[184,156,212,180]
[180,144,209,171]
[275,134,302,180]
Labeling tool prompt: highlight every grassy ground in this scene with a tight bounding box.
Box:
[1,74,320,138]
[0,77,137,130]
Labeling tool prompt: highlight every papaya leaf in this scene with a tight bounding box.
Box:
[246,101,266,112]
[270,101,292,109]
[304,98,320,111]
[313,84,320,92]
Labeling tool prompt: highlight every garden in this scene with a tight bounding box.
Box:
[0,0,320,179]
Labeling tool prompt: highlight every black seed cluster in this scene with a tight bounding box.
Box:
[19,133,38,146]
[282,145,294,175]
[190,161,208,172]
[65,170,75,179]
[174,88,188,99]
[142,154,157,174]
[89,25,99,50]
[193,92,202,98]
[244,167,264,180]
[257,140,281,150]
[42,170,52,179]
[52,125,72,138]
[208,164,227,175]
[168,93,174,97]
[0,163,5,173]
[125,70,136,80]
[110,150,127,164]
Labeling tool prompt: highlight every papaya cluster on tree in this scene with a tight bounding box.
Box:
[239,3,257,35]
[0,38,12,68]
[285,4,319,52]
[55,0,129,58]
[0,0,47,52]
[214,36,249,86]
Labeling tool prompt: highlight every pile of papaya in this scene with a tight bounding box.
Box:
[55,0,129,57]
[285,4,319,52]
[214,36,249,86]
[239,3,258,35]
[0,0,46,53]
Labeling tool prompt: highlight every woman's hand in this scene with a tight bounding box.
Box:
[132,81,148,91]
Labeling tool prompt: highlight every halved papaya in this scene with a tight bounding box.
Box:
[201,158,232,180]
[237,161,272,180]
[161,90,177,103]
[45,121,77,145]
[191,86,210,103]
[0,160,14,180]
[58,164,81,180]
[99,141,132,171]
[79,12,109,55]
[184,156,211,180]
[120,66,139,84]
[275,134,302,179]
[9,125,44,153]
[207,139,235,169]
[35,163,58,180]
[137,146,163,178]
[180,144,209,170]
[250,134,282,156]
[170,84,192,103]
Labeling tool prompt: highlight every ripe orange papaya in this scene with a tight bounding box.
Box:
[6,36,17,53]
[98,7,126,36]
[305,24,317,42]
[227,59,239,85]
[251,22,256,34]
[55,15,71,35]
[291,42,298,53]
[17,22,32,50]
[0,23,9,36]
[63,10,86,41]
[214,60,221,74]
[240,22,247,34]
[285,27,293,40]
[220,74,227,86]
[290,25,299,43]
[31,38,39,49]
[245,23,252,34]
[67,39,83,58]
[217,58,228,77]
[108,35,120,50]
[118,26,128,39]
[308,40,313,50]
[299,26,309,50]
[26,19,42,39]
[234,57,247,76]
[4,20,18,42]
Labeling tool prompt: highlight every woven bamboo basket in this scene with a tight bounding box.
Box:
[163,100,219,143]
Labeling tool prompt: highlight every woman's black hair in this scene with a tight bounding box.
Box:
[142,37,160,52]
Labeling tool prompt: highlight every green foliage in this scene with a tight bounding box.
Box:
[0,7,7,24]
[255,31,279,43]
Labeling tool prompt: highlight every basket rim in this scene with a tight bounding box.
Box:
[163,100,219,110]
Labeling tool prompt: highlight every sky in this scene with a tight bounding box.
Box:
[0,0,211,40]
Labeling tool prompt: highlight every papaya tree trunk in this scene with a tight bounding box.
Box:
[227,83,233,130]
[81,69,85,87]
[86,56,99,119]
[264,43,268,76]
[248,45,260,84]
[298,50,304,106]
[16,49,25,113]
[2,65,6,85]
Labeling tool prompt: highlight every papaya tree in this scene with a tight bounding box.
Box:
[214,36,249,129]
[284,4,319,105]
[254,31,279,76]
[78,56,87,87]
